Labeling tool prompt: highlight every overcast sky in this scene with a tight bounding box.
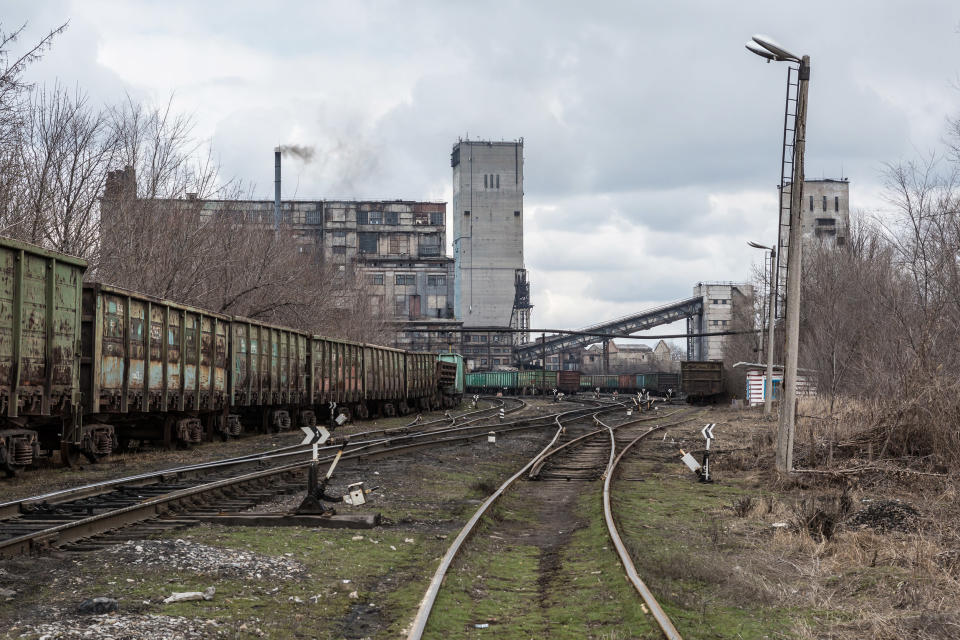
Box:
[7,1,960,341]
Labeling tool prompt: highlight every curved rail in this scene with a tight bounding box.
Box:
[599,416,694,640]
[0,400,604,557]
[0,398,523,519]
[405,403,627,640]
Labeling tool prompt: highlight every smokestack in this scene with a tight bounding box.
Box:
[274,148,281,229]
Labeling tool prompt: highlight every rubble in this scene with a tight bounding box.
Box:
[106,539,305,579]
[846,500,921,533]
[76,597,119,614]
[23,614,227,639]
[162,586,215,604]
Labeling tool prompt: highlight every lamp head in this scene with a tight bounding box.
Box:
[751,34,800,63]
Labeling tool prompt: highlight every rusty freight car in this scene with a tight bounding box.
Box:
[0,237,86,474]
[230,317,311,434]
[80,283,233,458]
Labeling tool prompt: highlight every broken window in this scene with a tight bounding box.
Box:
[390,234,409,254]
[835,196,839,212]
[368,211,383,225]
[430,212,443,225]
[358,232,378,254]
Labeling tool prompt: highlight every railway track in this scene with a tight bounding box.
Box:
[0,397,610,558]
[406,403,701,640]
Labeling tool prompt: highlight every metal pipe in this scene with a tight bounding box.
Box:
[274,148,281,229]
[765,248,777,416]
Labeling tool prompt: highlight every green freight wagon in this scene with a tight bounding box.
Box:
[465,371,518,393]
[0,237,86,472]
[437,353,464,408]
[82,283,234,454]
[579,374,619,391]
[517,370,557,394]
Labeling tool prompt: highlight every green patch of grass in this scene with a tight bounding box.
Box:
[611,461,806,638]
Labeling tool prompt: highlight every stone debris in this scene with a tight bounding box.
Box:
[107,539,305,579]
[76,597,119,614]
[846,500,921,533]
[23,614,227,639]
[162,586,215,604]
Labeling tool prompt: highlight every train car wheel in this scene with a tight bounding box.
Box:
[356,404,370,420]
[60,442,81,467]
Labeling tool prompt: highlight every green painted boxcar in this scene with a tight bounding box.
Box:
[0,237,86,472]
[579,374,619,391]
[465,371,518,392]
[437,353,464,407]
[518,370,557,393]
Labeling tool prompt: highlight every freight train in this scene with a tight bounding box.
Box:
[0,237,465,475]
[465,370,681,395]
[466,361,725,400]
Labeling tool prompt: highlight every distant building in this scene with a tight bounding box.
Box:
[580,340,676,374]
[779,178,850,249]
[451,139,529,333]
[690,282,754,362]
[102,165,458,353]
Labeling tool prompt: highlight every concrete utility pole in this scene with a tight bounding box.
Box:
[777,55,810,472]
[764,247,777,417]
[746,36,810,473]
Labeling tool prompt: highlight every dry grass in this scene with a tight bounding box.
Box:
[693,405,960,638]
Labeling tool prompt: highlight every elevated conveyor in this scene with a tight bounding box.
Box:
[514,296,704,364]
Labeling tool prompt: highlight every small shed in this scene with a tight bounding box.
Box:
[733,363,817,407]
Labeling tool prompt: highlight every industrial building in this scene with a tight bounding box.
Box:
[102,162,461,353]
[689,282,754,362]
[778,178,851,250]
[451,139,530,369]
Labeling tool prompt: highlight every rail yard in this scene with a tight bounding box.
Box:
[3,6,960,638]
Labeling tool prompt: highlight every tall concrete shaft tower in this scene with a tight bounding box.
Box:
[451,139,527,329]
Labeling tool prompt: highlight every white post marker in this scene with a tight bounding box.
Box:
[301,425,331,462]
[700,423,716,483]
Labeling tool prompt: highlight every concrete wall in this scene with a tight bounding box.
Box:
[692,283,754,361]
[451,140,525,328]
[779,179,850,248]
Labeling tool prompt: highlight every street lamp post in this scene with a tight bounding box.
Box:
[746,35,810,473]
[748,241,777,416]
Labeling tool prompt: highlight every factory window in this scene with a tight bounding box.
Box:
[327,209,345,222]
[464,210,470,216]
[358,232,378,254]
[835,196,839,212]
[496,174,500,189]
[493,359,501,365]
[368,211,383,225]
[306,209,322,225]
[395,274,416,286]
[822,195,827,211]
[368,273,384,285]
[333,230,347,238]
[480,335,488,342]
[357,211,367,224]
[394,295,407,316]
[481,359,488,366]
[430,212,443,225]
[413,212,429,225]
[809,196,813,212]
[390,234,409,255]
[332,246,346,255]
[484,175,488,189]
[815,218,835,226]
[385,211,398,225]
[427,275,446,287]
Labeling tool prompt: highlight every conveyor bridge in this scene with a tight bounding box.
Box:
[514,296,704,364]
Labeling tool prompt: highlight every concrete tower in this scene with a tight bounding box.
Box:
[451,139,526,329]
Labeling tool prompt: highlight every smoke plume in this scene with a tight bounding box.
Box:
[278,144,315,163]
